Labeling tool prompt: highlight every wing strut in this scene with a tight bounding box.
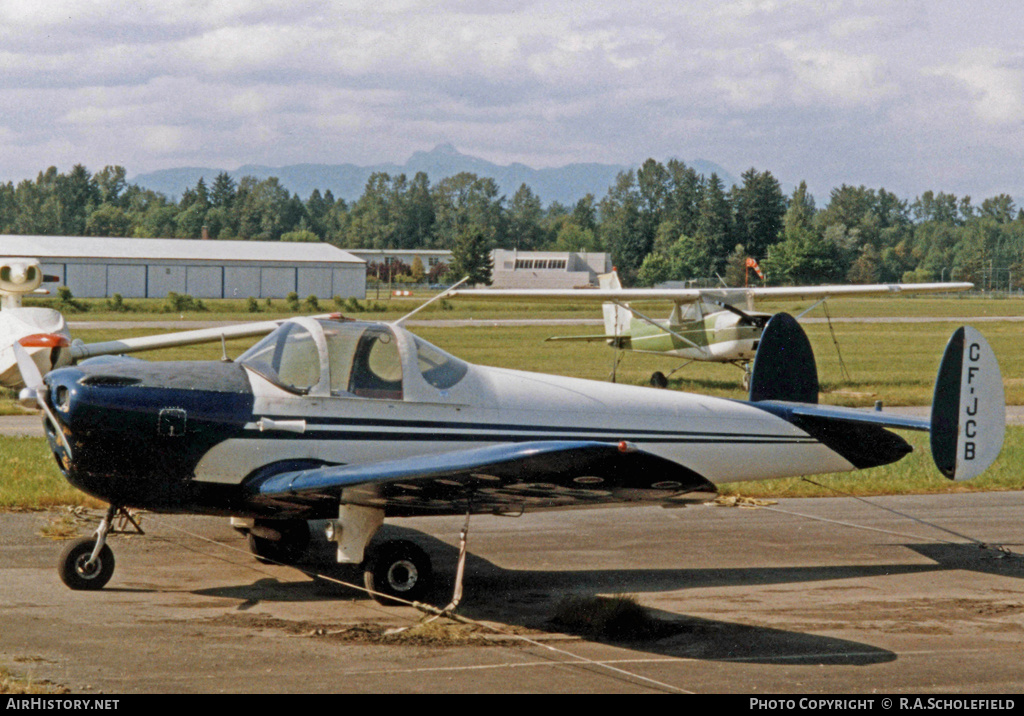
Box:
[821,301,852,382]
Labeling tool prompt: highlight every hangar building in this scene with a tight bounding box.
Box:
[0,235,366,300]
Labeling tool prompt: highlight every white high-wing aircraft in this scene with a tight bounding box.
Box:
[0,257,292,390]
[449,272,975,386]
[14,307,1005,607]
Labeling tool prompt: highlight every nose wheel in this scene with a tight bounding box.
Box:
[58,536,115,590]
[56,505,142,591]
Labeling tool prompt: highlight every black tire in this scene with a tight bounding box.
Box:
[58,537,115,590]
[650,371,668,389]
[247,519,310,565]
[363,540,433,606]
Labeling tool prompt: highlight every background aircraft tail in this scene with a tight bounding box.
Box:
[599,271,631,340]
[748,313,1004,481]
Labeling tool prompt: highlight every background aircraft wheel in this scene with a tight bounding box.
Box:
[363,540,432,606]
[247,519,310,565]
[58,536,115,590]
[650,371,668,388]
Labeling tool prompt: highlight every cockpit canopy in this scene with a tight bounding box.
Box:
[238,318,468,399]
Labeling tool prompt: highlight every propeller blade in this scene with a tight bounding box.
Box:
[13,342,74,459]
[12,341,44,390]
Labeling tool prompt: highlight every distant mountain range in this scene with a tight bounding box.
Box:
[130,143,739,207]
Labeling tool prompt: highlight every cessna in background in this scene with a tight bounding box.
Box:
[13,306,1004,608]
[0,257,296,390]
[449,270,974,387]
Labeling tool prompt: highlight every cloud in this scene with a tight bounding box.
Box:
[0,1,1020,203]
[931,48,1024,125]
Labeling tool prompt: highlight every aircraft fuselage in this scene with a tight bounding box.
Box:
[624,311,765,362]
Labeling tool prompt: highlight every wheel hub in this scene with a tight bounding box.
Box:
[386,560,418,592]
[74,554,101,579]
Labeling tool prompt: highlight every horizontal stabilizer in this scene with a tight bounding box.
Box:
[930,326,1005,480]
[752,323,1004,481]
[545,334,619,343]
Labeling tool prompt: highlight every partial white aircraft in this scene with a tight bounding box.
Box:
[450,271,974,386]
[0,257,292,390]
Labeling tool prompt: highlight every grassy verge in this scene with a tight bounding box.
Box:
[0,666,67,695]
[0,436,104,510]
[26,292,1024,323]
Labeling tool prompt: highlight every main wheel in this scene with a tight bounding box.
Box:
[58,536,115,590]
[247,519,310,565]
[363,540,433,606]
[650,371,668,388]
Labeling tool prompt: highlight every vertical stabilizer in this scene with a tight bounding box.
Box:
[748,313,818,404]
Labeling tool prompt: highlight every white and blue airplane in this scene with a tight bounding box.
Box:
[14,309,1005,606]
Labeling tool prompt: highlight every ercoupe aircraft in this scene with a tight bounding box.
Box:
[14,306,1004,608]
[449,271,974,387]
[0,257,293,390]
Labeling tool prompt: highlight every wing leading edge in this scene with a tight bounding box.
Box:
[449,281,974,306]
[250,440,717,517]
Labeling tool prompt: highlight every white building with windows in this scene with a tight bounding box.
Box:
[347,248,610,288]
[0,235,366,299]
[490,249,609,288]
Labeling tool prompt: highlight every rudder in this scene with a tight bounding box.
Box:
[931,326,1005,480]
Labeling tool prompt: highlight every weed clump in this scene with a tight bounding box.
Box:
[549,594,677,641]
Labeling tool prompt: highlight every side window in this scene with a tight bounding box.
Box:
[415,337,468,389]
[349,327,403,400]
[325,327,359,395]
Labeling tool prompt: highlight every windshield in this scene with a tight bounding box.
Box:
[238,322,321,394]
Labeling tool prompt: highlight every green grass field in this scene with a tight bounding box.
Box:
[2,292,1021,508]
[24,290,1024,322]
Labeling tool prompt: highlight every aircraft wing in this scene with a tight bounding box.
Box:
[448,282,973,305]
[68,318,292,361]
[250,440,717,516]
[448,287,706,303]
[739,282,974,301]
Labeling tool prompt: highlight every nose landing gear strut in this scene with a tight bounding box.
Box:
[58,504,143,590]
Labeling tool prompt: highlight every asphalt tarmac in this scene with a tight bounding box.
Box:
[2,492,1023,694]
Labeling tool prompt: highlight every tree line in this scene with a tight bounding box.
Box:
[2,161,1023,289]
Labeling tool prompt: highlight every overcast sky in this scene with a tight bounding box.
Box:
[3,0,1023,204]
